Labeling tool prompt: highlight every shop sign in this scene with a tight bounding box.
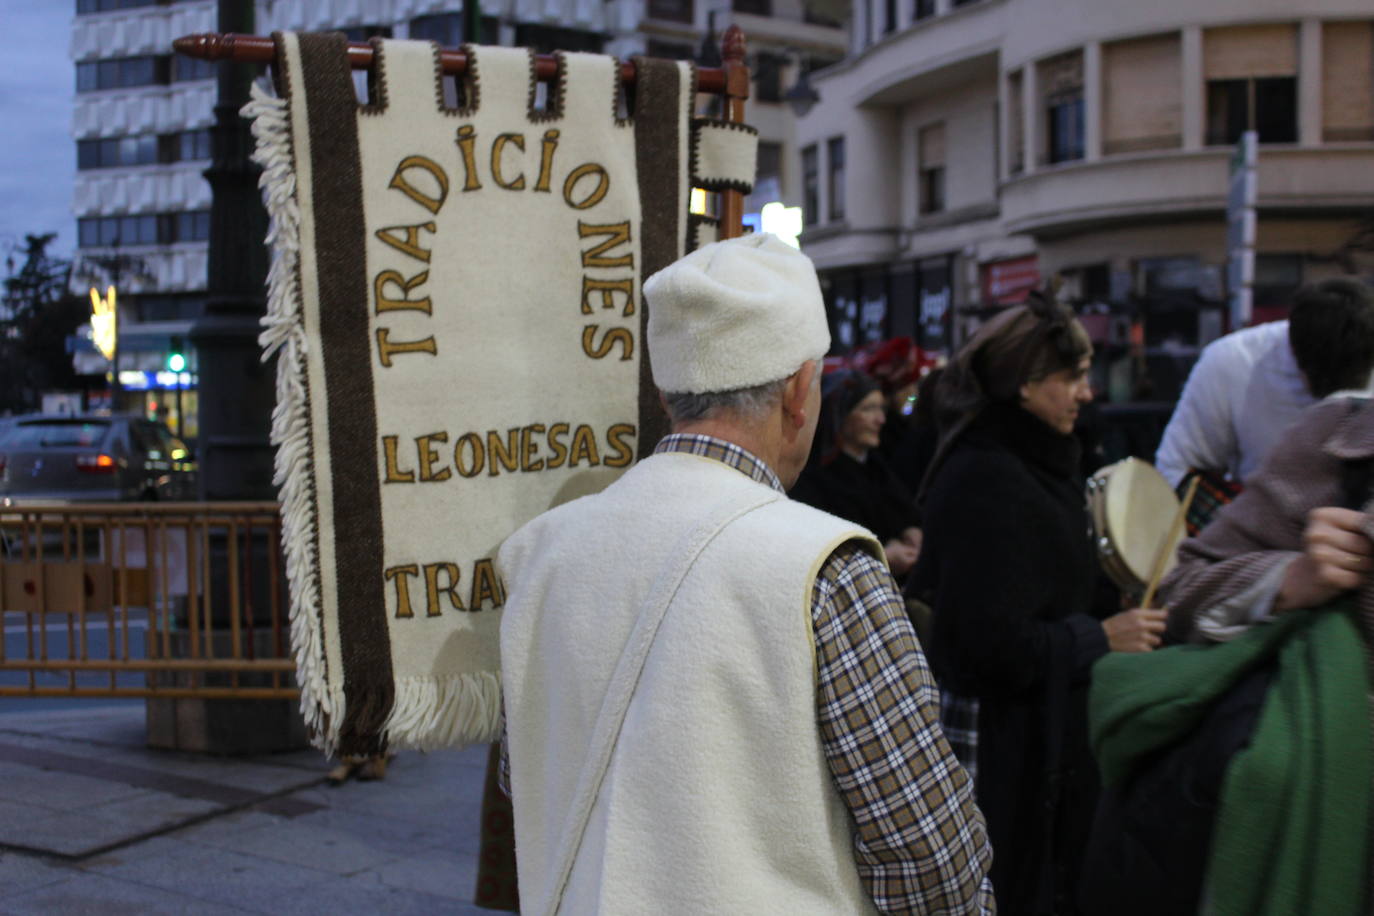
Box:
[982,256,1040,306]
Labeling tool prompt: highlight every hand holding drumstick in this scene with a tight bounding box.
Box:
[1101,477,1200,653]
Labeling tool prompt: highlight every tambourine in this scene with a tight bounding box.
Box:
[1086,457,1184,595]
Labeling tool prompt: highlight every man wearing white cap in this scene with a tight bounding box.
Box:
[498,233,994,915]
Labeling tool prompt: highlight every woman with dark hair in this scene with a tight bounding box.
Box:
[791,369,923,579]
[908,294,1163,915]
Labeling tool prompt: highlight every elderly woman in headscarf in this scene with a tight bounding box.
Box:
[907,293,1164,916]
[791,369,923,579]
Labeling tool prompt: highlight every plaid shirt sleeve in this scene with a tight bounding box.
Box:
[813,541,996,914]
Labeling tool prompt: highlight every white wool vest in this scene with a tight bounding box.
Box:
[499,451,884,915]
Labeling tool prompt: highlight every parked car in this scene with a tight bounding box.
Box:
[0,414,197,504]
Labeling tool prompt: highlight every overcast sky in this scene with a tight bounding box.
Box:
[0,1,75,265]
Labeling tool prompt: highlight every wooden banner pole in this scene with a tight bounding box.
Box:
[718,25,750,240]
[174,30,752,237]
[173,32,732,93]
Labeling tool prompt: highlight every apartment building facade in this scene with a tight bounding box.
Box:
[70,0,843,438]
[797,0,1374,400]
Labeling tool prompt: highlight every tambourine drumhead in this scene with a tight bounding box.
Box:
[1088,457,1183,592]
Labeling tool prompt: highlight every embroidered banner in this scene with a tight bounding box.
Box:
[248,33,753,755]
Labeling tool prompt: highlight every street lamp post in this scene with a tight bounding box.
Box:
[152,0,305,756]
[190,0,273,501]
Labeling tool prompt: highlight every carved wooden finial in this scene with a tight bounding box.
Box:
[722,25,746,64]
[173,32,230,61]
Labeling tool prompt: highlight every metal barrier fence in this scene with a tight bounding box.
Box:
[0,503,298,700]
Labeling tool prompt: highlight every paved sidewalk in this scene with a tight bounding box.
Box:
[0,704,495,915]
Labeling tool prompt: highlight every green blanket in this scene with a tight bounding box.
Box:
[1089,601,1371,916]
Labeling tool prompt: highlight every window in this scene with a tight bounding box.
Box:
[1206,77,1297,145]
[77,209,210,248]
[8,420,109,449]
[1102,34,1183,156]
[914,0,935,20]
[410,13,462,45]
[1203,25,1298,146]
[803,5,842,27]
[647,0,693,24]
[77,130,210,170]
[801,145,819,225]
[77,0,165,13]
[412,14,499,44]
[171,55,215,82]
[76,135,154,169]
[76,55,168,92]
[826,137,845,222]
[884,0,897,34]
[340,25,394,41]
[1323,21,1374,142]
[176,210,211,242]
[754,141,783,201]
[177,129,212,161]
[514,24,604,54]
[918,123,945,215]
[753,53,784,103]
[1048,93,1085,163]
[1007,70,1024,174]
[121,214,159,245]
[733,0,771,14]
[1038,51,1084,164]
[646,41,695,61]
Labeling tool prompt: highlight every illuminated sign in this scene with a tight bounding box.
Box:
[759,202,802,248]
[117,370,197,391]
[89,286,117,361]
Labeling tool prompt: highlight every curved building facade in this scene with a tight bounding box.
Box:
[797,0,1374,398]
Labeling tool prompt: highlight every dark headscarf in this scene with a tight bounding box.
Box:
[920,292,1092,498]
[812,369,882,466]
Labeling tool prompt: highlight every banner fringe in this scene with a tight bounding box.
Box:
[385,673,503,750]
[243,81,341,756]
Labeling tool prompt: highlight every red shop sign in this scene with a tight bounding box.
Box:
[982,256,1040,306]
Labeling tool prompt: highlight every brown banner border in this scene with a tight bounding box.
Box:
[298,32,394,757]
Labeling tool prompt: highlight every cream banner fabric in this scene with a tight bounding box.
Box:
[246,32,724,755]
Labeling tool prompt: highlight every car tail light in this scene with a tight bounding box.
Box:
[75,453,117,474]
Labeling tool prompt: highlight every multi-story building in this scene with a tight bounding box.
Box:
[70,0,843,440]
[797,0,1374,401]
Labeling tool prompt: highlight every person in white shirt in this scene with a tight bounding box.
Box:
[1155,278,1374,488]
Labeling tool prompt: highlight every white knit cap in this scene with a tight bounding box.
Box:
[644,233,830,394]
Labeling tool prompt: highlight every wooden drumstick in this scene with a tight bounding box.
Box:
[1140,476,1201,610]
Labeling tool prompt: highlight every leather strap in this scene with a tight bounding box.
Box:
[540,487,782,914]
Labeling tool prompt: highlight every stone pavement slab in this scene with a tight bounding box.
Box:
[0,704,494,915]
[1,871,249,916]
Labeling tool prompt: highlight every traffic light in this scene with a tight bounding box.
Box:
[167,336,186,373]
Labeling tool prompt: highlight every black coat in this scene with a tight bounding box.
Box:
[909,403,1111,916]
[790,451,919,544]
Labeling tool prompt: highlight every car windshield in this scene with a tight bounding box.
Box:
[7,421,110,449]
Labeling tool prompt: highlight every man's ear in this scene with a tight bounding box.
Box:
[783,361,816,429]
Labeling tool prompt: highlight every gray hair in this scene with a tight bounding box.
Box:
[662,376,791,424]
